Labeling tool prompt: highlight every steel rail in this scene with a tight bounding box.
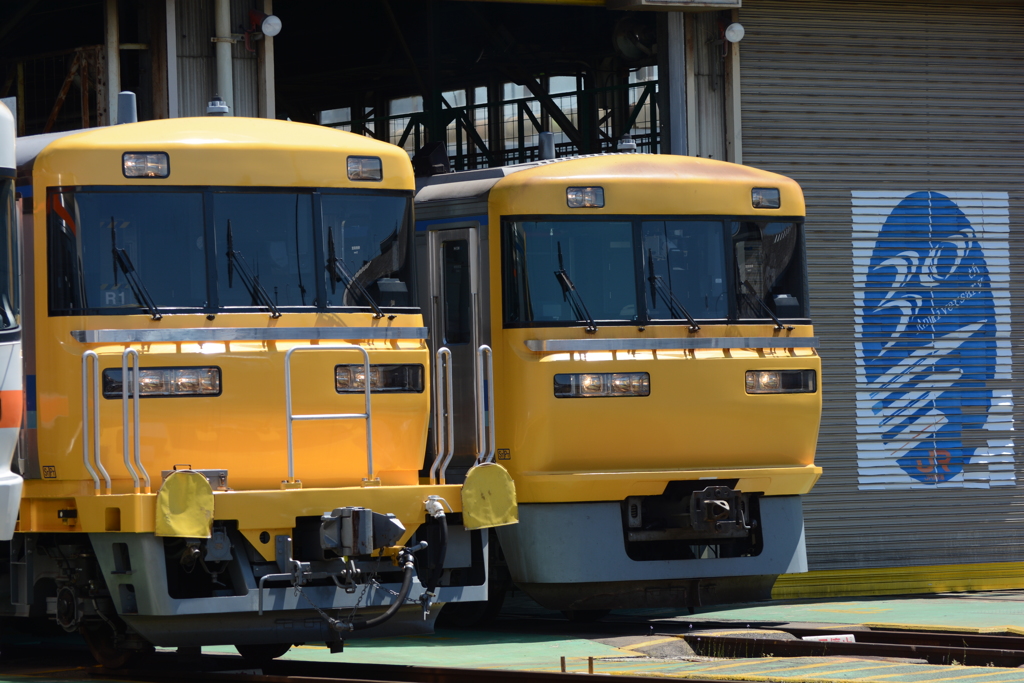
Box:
[98,653,730,683]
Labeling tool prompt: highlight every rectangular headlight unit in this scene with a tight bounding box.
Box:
[102,367,221,398]
[123,152,169,178]
[554,372,649,398]
[745,370,816,394]
[336,364,424,393]
[751,187,780,209]
[347,156,383,181]
[566,186,604,208]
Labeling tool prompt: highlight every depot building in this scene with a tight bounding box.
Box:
[1,0,1022,596]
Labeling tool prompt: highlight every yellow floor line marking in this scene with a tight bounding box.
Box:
[689,630,788,637]
[619,637,681,651]
[742,659,866,674]
[686,658,789,672]
[863,623,1006,634]
[861,668,1020,681]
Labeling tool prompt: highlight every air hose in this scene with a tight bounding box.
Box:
[422,510,448,596]
[339,541,426,632]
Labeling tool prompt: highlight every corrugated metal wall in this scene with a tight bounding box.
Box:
[738,0,1024,572]
[176,0,258,118]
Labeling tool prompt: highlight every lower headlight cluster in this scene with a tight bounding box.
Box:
[745,370,816,394]
[335,364,424,393]
[103,367,221,398]
[554,372,650,398]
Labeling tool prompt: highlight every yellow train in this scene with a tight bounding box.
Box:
[2,116,515,664]
[415,154,822,618]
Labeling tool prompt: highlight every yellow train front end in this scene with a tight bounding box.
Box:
[7,118,513,663]
[416,154,820,614]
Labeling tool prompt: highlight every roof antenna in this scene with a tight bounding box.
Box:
[207,94,229,116]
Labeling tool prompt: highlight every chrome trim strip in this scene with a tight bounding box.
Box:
[71,327,429,343]
[524,337,819,352]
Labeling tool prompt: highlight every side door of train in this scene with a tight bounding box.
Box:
[425,222,485,470]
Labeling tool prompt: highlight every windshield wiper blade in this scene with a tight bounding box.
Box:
[111,217,162,321]
[647,249,699,332]
[326,229,385,319]
[741,279,788,331]
[553,241,597,334]
[226,220,281,318]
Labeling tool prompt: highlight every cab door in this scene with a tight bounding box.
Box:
[428,224,481,467]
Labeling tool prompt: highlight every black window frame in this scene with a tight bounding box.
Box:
[45,184,418,317]
[500,213,810,329]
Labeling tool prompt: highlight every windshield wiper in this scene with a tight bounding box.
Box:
[111,217,162,321]
[326,229,385,319]
[553,241,597,334]
[740,279,788,331]
[226,220,281,318]
[647,249,699,332]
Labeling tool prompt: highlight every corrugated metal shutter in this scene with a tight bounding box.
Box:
[738,0,1024,572]
[176,0,258,119]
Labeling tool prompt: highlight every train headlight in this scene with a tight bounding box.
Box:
[751,187,781,209]
[554,372,649,398]
[745,370,816,394]
[335,364,424,393]
[347,156,383,181]
[103,367,221,398]
[122,152,169,178]
[566,186,604,208]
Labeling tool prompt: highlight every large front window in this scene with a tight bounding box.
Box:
[47,187,414,316]
[502,216,808,327]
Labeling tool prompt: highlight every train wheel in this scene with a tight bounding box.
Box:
[234,642,291,665]
[561,609,611,623]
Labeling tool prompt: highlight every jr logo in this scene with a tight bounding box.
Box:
[852,191,1014,490]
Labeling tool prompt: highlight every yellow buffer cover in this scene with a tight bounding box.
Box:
[461,463,519,530]
[155,470,214,538]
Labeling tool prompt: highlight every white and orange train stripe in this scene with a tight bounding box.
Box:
[0,100,23,541]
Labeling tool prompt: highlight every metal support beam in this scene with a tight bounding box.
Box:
[166,0,178,118]
[214,0,233,115]
[258,0,276,118]
[105,0,120,125]
[518,73,584,150]
[658,11,687,156]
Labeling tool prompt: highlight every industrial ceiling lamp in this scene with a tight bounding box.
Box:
[724,23,745,43]
[249,10,282,37]
[245,10,282,52]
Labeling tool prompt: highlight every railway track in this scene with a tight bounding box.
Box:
[8,617,1024,682]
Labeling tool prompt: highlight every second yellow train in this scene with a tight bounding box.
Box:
[414,153,822,619]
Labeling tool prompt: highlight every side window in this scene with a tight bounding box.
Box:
[441,239,471,344]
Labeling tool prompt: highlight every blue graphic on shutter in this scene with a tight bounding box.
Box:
[860,191,996,484]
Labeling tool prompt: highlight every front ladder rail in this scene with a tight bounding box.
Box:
[284,345,376,486]
[80,349,151,494]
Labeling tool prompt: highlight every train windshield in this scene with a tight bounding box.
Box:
[47,187,414,316]
[502,217,808,326]
[0,178,19,329]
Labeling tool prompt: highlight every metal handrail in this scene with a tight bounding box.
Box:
[285,345,374,484]
[121,349,150,493]
[475,345,496,465]
[429,347,454,485]
[81,351,110,493]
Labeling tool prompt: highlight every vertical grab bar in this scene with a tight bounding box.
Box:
[121,349,150,493]
[81,352,110,493]
[429,347,455,485]
[285,345,374,484]
[475,345,496,465]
